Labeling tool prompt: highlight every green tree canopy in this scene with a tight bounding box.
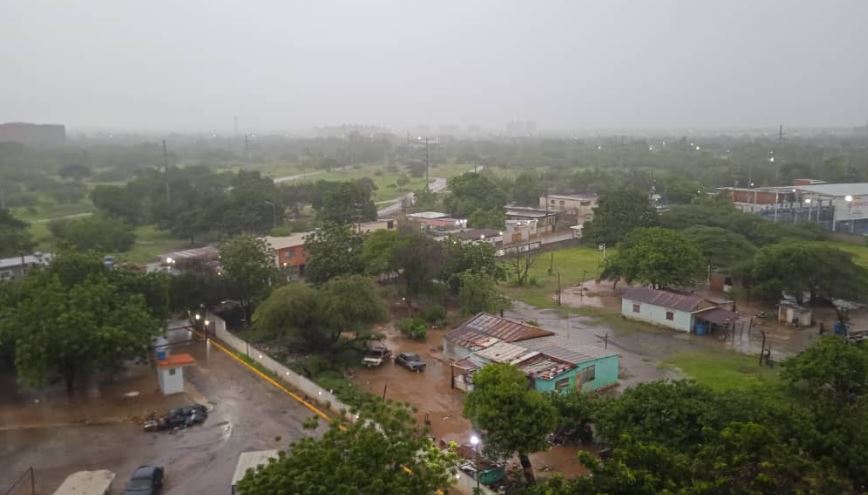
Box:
[457,271,510,315]
[49,214,136,253]
[313,180,377,225]
[443,172,508,218]
[0,252,165,393]
[601,227,704,289]
[237,402,457,495]
[513,172,543,206]
[219,235,278,320]
[467,208,506,229]
[0,208,34,257]
[464,363,558,484]
[304,223,365,285]
[681,225,756,271]
[581,189,658,246]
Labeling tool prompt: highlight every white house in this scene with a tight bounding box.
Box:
[621,287,713,332]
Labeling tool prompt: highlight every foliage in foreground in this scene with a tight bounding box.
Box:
[237,402,458,495]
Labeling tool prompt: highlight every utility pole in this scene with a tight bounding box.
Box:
[244,134,250,162]
[425,137,430,193]
[162,140,171,207]
[619,135,625,167]
[775,124,784,183]
[233,115,239,138]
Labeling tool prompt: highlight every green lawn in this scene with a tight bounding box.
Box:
[808,240,868,269]
[119,225,188,264]
[662,349,779,392]
[502,246,608,308]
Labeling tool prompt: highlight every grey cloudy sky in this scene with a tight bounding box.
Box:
[2,0,867,132]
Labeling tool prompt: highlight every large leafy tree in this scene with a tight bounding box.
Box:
[581,189,658,246]
[443,172,508,218]
[392,233,443,298]
[457,272,510,315]
[681,225,756,271]
[513,172,543,206]
[0,253,164,393]
[313,180,377,225]
[49,214,136,253]
[464,363,558,484]
[782,337,868,405]
[440,238,504,294]
[0,208,34,258]
[219,235,278,321]
[601,227,704,289]
[360,229,405,276]
[304,223,365,285]
[237,402,457,495]
[752,244,868,319]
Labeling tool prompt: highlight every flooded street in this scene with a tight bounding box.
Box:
[1,332,324,494]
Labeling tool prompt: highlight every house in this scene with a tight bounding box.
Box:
[505,206,557,234]
[504,219,539,245]
[454,228,503,247]
[263,233,308,275]
[0,252,53,281]
[445,313,620,394]
[355,219,395,234]
[540,193,598,220]
[159,246,219,271]
[443,313,554,361]
[621,287,741,335]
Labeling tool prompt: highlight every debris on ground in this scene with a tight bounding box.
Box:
[143,404,208,432]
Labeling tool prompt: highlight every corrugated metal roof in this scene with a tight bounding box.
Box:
[162,246,219,262]
[519,340,616,364]
[455,313,554,342]
[622,287,705,312]
[475,341,535,364]
[444,326,502,351]
[516,354,575,381]
[795,183,868,197]
[694,307,740,326]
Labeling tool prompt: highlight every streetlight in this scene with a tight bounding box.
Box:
[470,434,480,491]
[845,195,853,202]
[263,200,277,229]
[203,319,210,339]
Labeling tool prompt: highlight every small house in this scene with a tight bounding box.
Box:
[622,287,741,335]
[443,313,554,360]
[156,353,196,395]
[778,302,812,327]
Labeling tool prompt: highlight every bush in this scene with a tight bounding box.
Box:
[398,318,428,340]
[287,220,310,233]
[420,305,446,325]
[269,226,293,236]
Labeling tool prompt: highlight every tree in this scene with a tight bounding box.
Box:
[440,238,504,294]
[513,172,543,206]
[458,272,510,315]
[467,208,505,229]
[548,389,597,445]
[360,229,405,276]
[782,337,868,405]
[0,208,34,258]
[219,235,278,321]
[582,189,658,246]
[58,163,91,181]
[91,184,143,225]
[49,215,136,253]
[0,253,164,393]
[304,223,365,285]
[392,233,443,298]
[237,402,457,495]
[313,180,377,225]
[464,363,558,484]
[601,227,703,289]
[752,244,868,321]
[443,172,508,218]
[681,225,756,271]
[319,275,388,335]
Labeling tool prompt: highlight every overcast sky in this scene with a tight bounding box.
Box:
[2,0,867,133]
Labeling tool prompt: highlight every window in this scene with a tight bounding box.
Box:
[168,368,176,376]
[559,200,565,205]
[632,303,640,313]
[666,311,674,321]
[550,199,555,204]
[554,377,570,391]
[579,365,596,384]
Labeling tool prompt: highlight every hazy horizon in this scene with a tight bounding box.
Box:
[2,0,867,133]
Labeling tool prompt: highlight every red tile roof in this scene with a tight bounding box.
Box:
[622,287,705,312]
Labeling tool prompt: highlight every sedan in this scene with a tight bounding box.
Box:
[395,352,426,372]
[123,465,164,495]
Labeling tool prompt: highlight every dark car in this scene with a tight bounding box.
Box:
[395,352,426,372]
[123,465,164,495]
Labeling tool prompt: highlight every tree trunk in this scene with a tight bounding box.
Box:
[518,453,535,484]
[64,368,76,395]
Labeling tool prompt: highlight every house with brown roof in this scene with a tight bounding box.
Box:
[443,313,554,360]
[621,287,739,334]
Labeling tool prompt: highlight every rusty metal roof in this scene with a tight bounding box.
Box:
[622,287,705,312]
[475,341,536,364]
[694,307,740,326]
[451,313,554,343]
[443,326,502,352]
[519,340,617,364]
[516,354,575,381]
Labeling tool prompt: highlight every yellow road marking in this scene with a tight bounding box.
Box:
[198,332,331,421]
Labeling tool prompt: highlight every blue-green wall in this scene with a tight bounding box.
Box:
[533,355,620,393]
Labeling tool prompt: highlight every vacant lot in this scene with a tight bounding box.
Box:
[502,246,608,308]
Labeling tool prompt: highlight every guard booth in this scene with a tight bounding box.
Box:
[154,335,196,395]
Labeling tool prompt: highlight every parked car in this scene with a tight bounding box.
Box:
[122,465,163,495]
[362,341,392,368]
[395,352,426,372]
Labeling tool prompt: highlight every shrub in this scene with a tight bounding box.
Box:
[398,318,428,340]
[421,305,446,325]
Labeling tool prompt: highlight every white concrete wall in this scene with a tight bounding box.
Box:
[158,367,185,395]
[621,298,692,332]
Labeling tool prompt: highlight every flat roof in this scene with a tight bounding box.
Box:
[0,253,53,270]
[262,234,309,250]
[232,450,280,486]
[407,211,449,219]
[795,183,868,197]
[157,353,196,368]
[53,470,115,495]
[545,193,598,201]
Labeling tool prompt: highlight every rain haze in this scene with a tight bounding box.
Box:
[2,0,868,132]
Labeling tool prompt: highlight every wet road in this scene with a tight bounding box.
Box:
[0,337,323,494]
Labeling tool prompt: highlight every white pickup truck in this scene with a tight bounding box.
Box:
[362,342,392,368]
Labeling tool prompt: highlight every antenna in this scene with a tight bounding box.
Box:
[162,139,171,206]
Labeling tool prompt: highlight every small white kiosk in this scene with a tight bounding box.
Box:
[154,336,196,395]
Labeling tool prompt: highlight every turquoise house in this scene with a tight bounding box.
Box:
[519,341,620,393]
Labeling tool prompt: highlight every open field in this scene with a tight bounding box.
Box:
[661,349,779,391]
[120,225,189,264]
[808,240,868,269]
[501,246,608,308]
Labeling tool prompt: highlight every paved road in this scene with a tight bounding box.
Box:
[377,177,447,218]
[0,336,323,494]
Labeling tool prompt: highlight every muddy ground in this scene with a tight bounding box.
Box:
[1,326,325,494]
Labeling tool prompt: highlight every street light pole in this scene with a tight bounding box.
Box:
[470,434,480,492]
[263,201,277,230]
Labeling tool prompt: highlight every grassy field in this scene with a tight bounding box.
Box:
[119,225,189,264]
[501,246,608,308]
[662,349,779,391]
[808,240,868,269]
